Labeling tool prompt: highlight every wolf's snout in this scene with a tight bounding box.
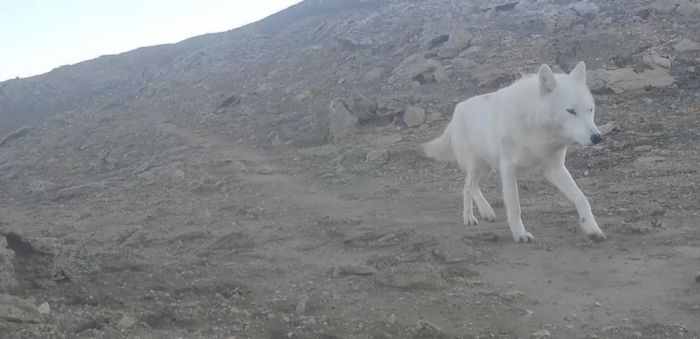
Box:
[590,133,603,145]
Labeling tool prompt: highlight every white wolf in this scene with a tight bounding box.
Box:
[422,61,605,242]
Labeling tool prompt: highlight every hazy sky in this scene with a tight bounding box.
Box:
[0,0,302,81]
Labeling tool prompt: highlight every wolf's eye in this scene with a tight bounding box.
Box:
[566,108,577,115]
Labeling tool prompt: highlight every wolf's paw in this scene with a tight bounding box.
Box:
[463,215,479,226]
[512,230,535,243]
[585,230,606,242]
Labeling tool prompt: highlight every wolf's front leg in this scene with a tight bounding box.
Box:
[544,164,605,241]
[499,161,535,242]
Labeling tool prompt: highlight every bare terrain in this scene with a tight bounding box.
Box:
[0,0,699,338]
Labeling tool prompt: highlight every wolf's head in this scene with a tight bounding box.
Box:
[537,61,602,146]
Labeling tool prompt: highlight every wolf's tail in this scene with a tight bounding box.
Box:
[421,125,454,162]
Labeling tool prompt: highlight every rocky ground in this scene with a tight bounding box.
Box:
[0,0,699,338]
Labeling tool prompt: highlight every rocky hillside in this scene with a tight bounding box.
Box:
[1,0,699,338]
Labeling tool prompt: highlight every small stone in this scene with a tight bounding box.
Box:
[334,264,377,276]
[295,295,309,315]
[377,263,448,290]
[652,55,671,68]
[674,38,700,53]
[256,166,274,175]
[598,121,618,136]
[366,149,389,163]
[0,294,41,323]
[436,29,473,59]
[414,320,447,337]
[464,231,500,242]
[571,1,600,18]
[426,112,442,123]
[634,156,665,169]
[504,289,526,300]
[329,99,360,139]
[531,329,551,338]
[634,145,652,152]
[37,302,50,315]
[295,90,312,102]
[432,240,476,263]
[403,106,426,127]
[362,67,385,82]
[695,272,700,283]
[118,314,137,329]
[389,54,447,84]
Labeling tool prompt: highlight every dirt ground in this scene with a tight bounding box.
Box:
[1,90,698,338]
[1,0,699,338]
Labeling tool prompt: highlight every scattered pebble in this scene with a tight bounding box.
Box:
[531,329,551,338]
[634,145,652,152]
[598,121,619,135]
[118,314,137,329]
[366,149,389,163]
[37,302,50,315]
[295,295,309,315]
[334,264,377,276]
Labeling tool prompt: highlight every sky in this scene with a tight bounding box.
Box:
[0,0,302,81]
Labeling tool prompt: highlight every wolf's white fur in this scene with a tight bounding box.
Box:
[422,61,605,242]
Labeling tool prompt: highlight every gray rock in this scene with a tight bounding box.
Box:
[362,67,385,82]
[674,38,700,53]
[0,237,18,291]
[531,329,551,338]
[253,82,274,96]
[28,179,61,194]
[334,264,377,276]
[598,121,618,136]
[589,68,674,94]
[643,53,672,69]
[294,90,312,102]
[295,295,309,315]
[695,272,700,283]
[336,36,373,50]
[376,263,448,290]
[541,8,578,32]
[37,302,50,315]
[0,126,33,147]
[676,1,700,16]
[473,65,512,89]
[633,145,652,152]
[587,69,611,93]
[432,240,476,263]
[0,294,41,323]
[329,99,359,139]
[437,29,473,59]
[570,1,600,19]
[634,156,665,169]
[117,314,137,329]
[403,106,426,127]
[348,92,377,122]
[52,182,104,201]
[389,54,447,85]
[413,320,448,338]
[426,112,443,123]
[366,149,389,163]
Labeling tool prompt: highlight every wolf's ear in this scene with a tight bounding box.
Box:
[538,64,556,94]
[570,61,586,84]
